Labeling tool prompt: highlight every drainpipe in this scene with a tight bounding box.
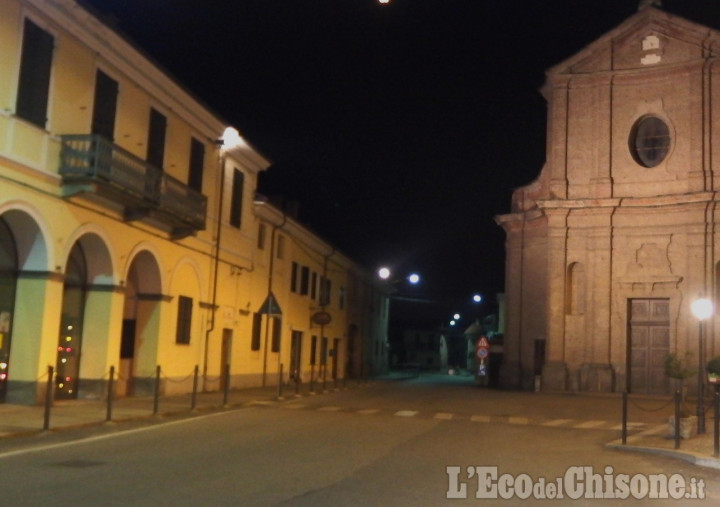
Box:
[203,145,226,391]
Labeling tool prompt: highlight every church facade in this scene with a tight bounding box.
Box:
[497,6,720,394]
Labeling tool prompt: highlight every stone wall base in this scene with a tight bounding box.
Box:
[542,361,568,391]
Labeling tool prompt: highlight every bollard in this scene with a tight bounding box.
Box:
[622,391,627,445]
[310,364,315,394]
[715,385,720,458]
[43,365,54,431]
[674,389,681,450]
[106,365,115,422]
[294,371,300,395]
[223,363,230,406]
[277,363,284,399]
[322,365,327,392]
[153,365,161,415]
[191,365,199,410]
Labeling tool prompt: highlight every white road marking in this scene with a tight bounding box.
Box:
[542,419,574,427]
[394,410,418,417]
[434,413,453,420]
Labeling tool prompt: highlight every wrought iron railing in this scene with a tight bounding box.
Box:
[59,134,207,231]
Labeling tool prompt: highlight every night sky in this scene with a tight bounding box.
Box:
[80,0,720,326]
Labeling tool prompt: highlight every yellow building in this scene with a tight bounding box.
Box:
[0,0,388,404]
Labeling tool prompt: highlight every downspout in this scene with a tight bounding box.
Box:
[203,146,226,391]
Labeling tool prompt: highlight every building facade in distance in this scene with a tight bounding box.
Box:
[497,6,720,395]
[0,0,388,404]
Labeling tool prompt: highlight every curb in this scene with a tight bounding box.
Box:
[605,424,720,470]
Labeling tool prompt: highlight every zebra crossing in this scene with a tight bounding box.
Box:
[252,400,648,432]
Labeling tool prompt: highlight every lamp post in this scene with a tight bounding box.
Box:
[691,298,713,435]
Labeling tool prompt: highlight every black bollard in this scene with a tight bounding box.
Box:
[621,391,628,445]
[674,389,681,450]
[223,363,230,406]
[191,365,199,410]
[714,385,720,458]
[106,365,114,422]
[153,365,161,415]
[43,365,54,431]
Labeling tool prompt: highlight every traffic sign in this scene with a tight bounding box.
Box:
[476,348,489,359]
[477,336,490,349]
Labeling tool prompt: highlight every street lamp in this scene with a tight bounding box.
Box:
[691,297,713,434]
[377,267,420,286]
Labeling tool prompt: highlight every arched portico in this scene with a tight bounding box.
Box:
[120,249,163,396]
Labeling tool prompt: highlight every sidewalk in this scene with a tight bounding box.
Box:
[0,378,368,438]
[607,416,720,470]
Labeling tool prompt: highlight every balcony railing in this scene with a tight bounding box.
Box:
[59,134,207,236]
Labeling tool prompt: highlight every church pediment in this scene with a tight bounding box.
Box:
[549,7,720,77]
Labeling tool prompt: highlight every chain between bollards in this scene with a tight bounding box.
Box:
[43,365,54,431]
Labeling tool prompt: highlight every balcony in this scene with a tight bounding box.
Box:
[59,134,207,239]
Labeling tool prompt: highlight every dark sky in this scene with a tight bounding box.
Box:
[81,0,720,324]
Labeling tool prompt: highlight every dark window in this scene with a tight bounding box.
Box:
[251,312,262,351]
[16,19,54,128]
[291,262,299,293]
[188,138,204,192]
[300,266,310,295]
[321,337,328,365]
[176,296,193,344]
[91,70,118,140]
[339,287,345,310]
[258,223,267,250]
[276,235,285,259]
[271,317,281,352]
[320,277,332,306]
[310,335,317,365]
[311,272,317,300]
[230,169,244,228]
[147,108,167,169]
[629,115,671,168]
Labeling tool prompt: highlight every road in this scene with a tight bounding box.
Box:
[0,373,718,505]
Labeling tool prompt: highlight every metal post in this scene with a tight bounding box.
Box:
[674,389,681,450]
[277,363,284,399]
[223,363,230,406]
[191,365,199,410]
[714,384,719,458]
[153,365,161,415]
[621,391,628,445]
[294,371,300,395]
[310,364,315,394]
[43,365,54,431]
[699,320,707,434]
[106,365,115,422]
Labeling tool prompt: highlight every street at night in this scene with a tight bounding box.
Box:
[1,376,719,505]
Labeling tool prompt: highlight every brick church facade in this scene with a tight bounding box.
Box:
[497,6,720,394]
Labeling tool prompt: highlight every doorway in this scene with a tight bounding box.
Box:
[290,331,302,382]
[627,298,670,395]
[220,329,232,391]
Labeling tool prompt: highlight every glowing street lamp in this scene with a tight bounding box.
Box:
[692,297,713,434]
[453,313,461,321]
[472,294,482,303]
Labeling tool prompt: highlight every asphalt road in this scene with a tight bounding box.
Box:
[1,374,719,506]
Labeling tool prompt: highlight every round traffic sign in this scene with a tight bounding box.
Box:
[476,348,489,359]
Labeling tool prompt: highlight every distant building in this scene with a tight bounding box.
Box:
[497,6,720,395]
[402,330,448,370]
[0,0,387,404]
